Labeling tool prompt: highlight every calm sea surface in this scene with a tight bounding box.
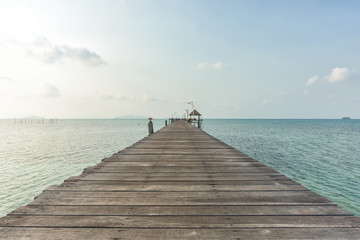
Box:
[0,119,359,217]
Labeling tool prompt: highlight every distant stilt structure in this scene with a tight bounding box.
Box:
[13,118,58,124]
[189,110,202,128]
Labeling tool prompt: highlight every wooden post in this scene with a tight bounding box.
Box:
[187,101,195,126]
[148,118,154,135]
[165,120,167,126]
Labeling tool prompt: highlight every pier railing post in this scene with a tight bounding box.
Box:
[148,118,154,135]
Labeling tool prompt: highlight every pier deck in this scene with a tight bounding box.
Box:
[1,120,359,239]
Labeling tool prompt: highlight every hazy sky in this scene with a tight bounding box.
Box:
[1,0,359,119]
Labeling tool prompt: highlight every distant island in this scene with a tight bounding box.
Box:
[342,117,351,120]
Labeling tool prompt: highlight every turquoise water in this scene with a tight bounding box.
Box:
[203,119,360,216]
[0,119,164,217]
[0,119,359,217]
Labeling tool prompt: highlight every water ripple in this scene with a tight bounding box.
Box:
[0,119,161,217]
[204,119,360,217]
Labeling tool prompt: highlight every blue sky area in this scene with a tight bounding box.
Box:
[1,0,359,118]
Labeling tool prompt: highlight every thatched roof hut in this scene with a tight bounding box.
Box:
[189,110,201,116]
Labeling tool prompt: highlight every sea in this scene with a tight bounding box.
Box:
[0,119,359,217]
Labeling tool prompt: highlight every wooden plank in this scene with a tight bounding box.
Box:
[1,227,360,240]
[33,190,332,201]
[1,215,360,228]
[103,158,258,162]
[103,154,252,161]
[28,197,333,206]
[96,162,267,167]
[29,192,333,206]
[70,172,285,178]
[65,174,291,181]
[118,149,243,155]
[45,183,308,192]
[36,190,317,199]
[83,166,281,173]
[9,204,350,216]
[59,180,301,185]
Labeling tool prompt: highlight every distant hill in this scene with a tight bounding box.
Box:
[114,115,147,119]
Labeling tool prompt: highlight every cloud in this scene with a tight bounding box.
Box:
[197,62,208,70]
[212,62,226,70]
[307,75,317,85]
[41,83,60,98]
[0,76,15,83]
[197,62,226,70]
[261,99,274,104]
[27,35,105,66]
[325,67,352,83]
[304,90,309,95]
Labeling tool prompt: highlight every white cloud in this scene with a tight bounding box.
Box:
[197,62,226,70]
[307,75,317,85]
[212,62,226,70]
[261,99,274,104]
[27,35,105,66]
[41,83,60,98]
[0,76,15,83]
[325,67,352,83]
[197,62,208,70]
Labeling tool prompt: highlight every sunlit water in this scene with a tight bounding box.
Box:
[0,119,163,217]
[0,119,359,217]
[203,119,360,216]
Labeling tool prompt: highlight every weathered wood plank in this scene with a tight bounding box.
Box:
[96,162,267,167]
[44,183,310,192]
[103,154,252,161]
[83,166,281,173]
[65,174,291,181]
[70,172,285,178]
[36,190,318,198]
[1,215,360,228]
[30,192,333,206]
[9,205,350,216]
[1,227,360,240]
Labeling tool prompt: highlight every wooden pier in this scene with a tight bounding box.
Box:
[1,120,359,239]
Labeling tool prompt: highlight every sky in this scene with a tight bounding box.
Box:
[1,0,359,119]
